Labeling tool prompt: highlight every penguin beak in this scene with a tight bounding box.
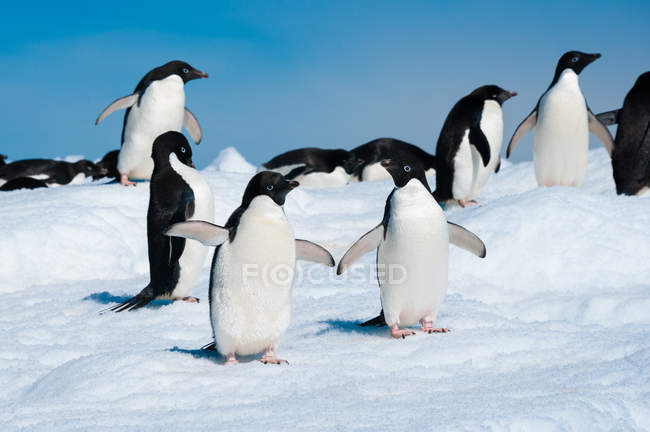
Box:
[380,159,394,168]
[288,180,299,188]
[194,69,209,79]
[189,160,195,168]
[587,53,601,64]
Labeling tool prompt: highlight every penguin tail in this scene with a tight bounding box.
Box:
[201,341,217,351]
[359,310,387,327]
[105,286,155,313]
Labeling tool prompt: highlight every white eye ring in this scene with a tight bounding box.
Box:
[404,165,411,172]
[571,57,579,63]
[182,67,189,73]
[180,147,186,153]
[266,185,274,191]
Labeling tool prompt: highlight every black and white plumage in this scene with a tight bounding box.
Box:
[95,60,208,186]
[337,157,486,336]
[0,177,48,191]
[261,147,363,188]
[93,149,120,181]
[165,171,334,365]
[350,138,437,182]
[0,159,107,188]
[433,85,516,207]
[110,131,214,312]
[0,154,6,166]
[506,51,614,187]
[597,72,650,196]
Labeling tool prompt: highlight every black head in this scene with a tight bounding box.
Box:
[146,60,208,85]
[380,158,430,190]
[151,131,194,169]
[470,85,517,105]
[0,154,7,166]
[93,150,119,180]
[555,51,601,77]
[242,171,299,206]
[73,159,108,177]
[339,150,364,174]
[633,71,650,90]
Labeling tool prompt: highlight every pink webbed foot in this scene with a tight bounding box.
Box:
[260,348,288,365]
[458,199,480,208]
[420,319,449,334]
[390,325,416,339]
[224,353,239,365]
[173,296,200,303]
[120,174,136,187]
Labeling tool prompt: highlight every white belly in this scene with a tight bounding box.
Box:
[469,100,503,199]
[294,166,350,188]
[378,180,449,327]
[210,196,295,356]
[534,69,589,187]
[452,129,473,199]
[118,75,186,179]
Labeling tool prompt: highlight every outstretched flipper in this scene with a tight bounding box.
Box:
[183,108,202,144]
[469,126,491,167]
[95,93,139,125]
[165,221,229,246]
[296,240,335,266]
[506,109,537,158]
[337,224,384,275]
[108,285,155,312]
[447,222,486,258]
[588,109,615,156]
[596,109,620,126]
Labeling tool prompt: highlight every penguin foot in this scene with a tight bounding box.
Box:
[173,296,200,303]
[120,174,136,187]
[260,348,288,365]
[390,325,415,339]
[458,199,480,208]
[224,353,239,365]
[420,319,449,333]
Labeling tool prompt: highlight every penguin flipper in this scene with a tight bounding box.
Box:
[506,110,537,158]
[336,224,384,275]
[588,109,615,156]
[95,93,139,125]
[596,109,620,126]
[495,157,501,173]
[295,240,335,267]
[285,165,314,180]
[183,108,202,144]
[165,221,229,246]
[469,126,491,167]
[108,286,155,312]
[201,341,217,351]
[360,310,386,327]
[447,222,486,258]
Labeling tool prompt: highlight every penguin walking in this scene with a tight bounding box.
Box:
[433,85,517,207]
[95,60,208,186]
[350,138,437,182]
[109,131,214,312]
[165,171,334,365]
[596,72,650,196]
[506,51,614,187]
[0,159,107,187]
[337,158,486,338]
[261,147,363,188]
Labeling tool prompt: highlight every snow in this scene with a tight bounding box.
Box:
[1,147,649,431]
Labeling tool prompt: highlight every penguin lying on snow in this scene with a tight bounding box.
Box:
[507,51,614,187]
[95,60,208,186]
[166,171,335,365]
[0,177,48,191]
[337,158,486,337]
[350,138,437,182]
[109,131,214,312]
[434,85,517,207]
[93,150,120,181]
[261,148,364,188]
[0,159,107,188]
[597,71,650,196]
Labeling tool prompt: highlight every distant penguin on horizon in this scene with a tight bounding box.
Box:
[0,159,107,188]
[506,51,614,187]
[95,60,208,186]
[433,85,517,207]
[350,138,437,182]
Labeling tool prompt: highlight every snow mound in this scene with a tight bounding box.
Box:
[205,146,256,173]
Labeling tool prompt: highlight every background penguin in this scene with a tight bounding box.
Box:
[165,171,334,365]
[0,177,48,191]
[596,71,650,196]
[0,154,6,166]
[261,147,364,188]
[433,85,517,207]
[337,157,486,337]
[109,131,215,312]
[93,149,120,181]
[350,138,437,182]
[95,60,208,186]
[0,158,107,187]
[506,51,614,187]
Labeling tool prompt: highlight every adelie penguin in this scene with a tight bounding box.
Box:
[165,171,335,365]
[93,149,120,181]
[350,138,437,182]
[95,60,208,186]
[337,158,486,338]
[597,71,650,196]
[507,51,614,187]
[433,85,517,207]
[109,131,214,312]
[261,147,364,188]
[0,158,107,188]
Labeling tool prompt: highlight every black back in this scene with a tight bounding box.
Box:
[0,177,48,191]
[94,150,120,180]
[263,148,362,178]
[351,138,436,180]
[611,72,650,195]
[0,159,105,185]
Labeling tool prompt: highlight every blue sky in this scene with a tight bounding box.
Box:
[1,1,649,168]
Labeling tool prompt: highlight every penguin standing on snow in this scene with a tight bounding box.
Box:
[350,138,437,182]
[109,131,214,312]
[597,71,650,196]
[506,51,614,187]
[433,85,517,207]
[337,157,486,337]
[165,171,334,365]
[95,60,208,186]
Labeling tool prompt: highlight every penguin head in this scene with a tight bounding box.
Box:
[340,151,365,174]
[633,71,650,90]
[471,85,517,105]
[152,131,194,169]
[156,60,209,83]
[556,51,601,76]
[243,171,299,206]
[0,154,7,166]
[92,150,119,180]
[72,160,108,178]
[380,158,430,191]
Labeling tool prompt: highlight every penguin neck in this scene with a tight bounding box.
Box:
[246,195,286,221]
[392,178,432,204]
[549,68,580,91]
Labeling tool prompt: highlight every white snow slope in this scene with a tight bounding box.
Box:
[0,148,649,431]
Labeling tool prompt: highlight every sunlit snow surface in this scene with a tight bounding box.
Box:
[1,148,649,431]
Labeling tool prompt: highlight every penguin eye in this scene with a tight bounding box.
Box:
[571,56,579,63]
[182,67,189,73]
[266,184,274,191]
[403,165,412,172]
[180,147,186,153]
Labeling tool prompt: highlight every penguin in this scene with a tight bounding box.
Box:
[165,171,335,365]
[109,131,215,312]
[337,157,486,337]
[93,149,120,181]
[0,177,48,191]
[0,159,107,187]
[350,138,437,182]
[261,148,364,188]
[0,154,6,166]
[506,51,614,187]
[433,85,517,207]
[596,72,650,196]
[95,60,208,186]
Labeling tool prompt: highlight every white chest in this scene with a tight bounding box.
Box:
[468,100,503,199]
[295,166,350,188]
